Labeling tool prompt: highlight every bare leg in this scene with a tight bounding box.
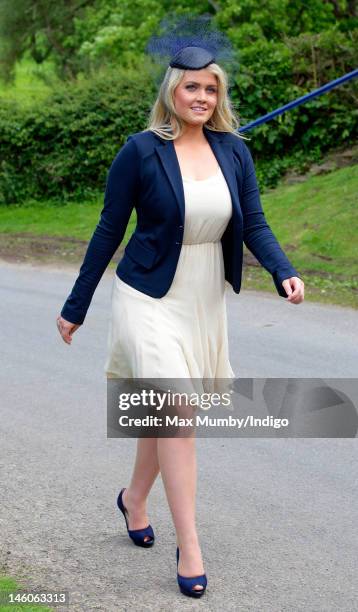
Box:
[157,434,205,591]
[122,437,160,541]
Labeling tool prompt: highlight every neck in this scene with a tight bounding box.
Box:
[174,121,208,145]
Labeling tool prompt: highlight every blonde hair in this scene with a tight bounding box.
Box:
[145,63,249,141]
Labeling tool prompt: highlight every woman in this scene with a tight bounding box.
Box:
[57,45,304,598]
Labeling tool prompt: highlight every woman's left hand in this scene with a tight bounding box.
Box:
[282,277,304,304]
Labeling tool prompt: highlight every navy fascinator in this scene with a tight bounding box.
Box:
[145,13,238,78]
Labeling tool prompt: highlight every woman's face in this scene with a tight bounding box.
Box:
[173,69,218,126]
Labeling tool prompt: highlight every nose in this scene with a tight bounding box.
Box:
[196,90,208,104]
[196,98,207,104]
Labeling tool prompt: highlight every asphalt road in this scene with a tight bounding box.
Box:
[1,261,357,611]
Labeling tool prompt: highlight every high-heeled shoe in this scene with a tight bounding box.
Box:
[117,488,155,548]
[176,547,207,598]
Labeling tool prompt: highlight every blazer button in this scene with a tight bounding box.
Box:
[179,225,183,229]
[175,241,180,245]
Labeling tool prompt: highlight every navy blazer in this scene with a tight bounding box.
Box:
[61,125,300,325]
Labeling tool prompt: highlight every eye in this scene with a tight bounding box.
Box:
[185,84,217,93]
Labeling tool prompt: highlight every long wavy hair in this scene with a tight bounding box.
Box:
[145,63,249,141]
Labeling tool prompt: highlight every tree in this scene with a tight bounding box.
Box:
[0,0,95,82]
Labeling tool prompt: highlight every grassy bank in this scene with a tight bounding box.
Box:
[256,163,357,308]
[0,164,357,308]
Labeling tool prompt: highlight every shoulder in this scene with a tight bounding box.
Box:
[127,129,159,144]
[124,129,162,157]
[205,127,251,158]
[221,130,251,155]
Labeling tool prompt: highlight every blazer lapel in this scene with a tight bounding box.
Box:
[155,138,186,223]
[204,128,241,219]
[154,126,240,225]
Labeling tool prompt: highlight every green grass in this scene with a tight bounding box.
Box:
[0,197,136,244]
[261,164,357,278]
[0,164,357,308]
[0,577,53,611]
[239,164,357,308]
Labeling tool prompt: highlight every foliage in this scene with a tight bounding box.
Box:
[0,1,357,202]
[234,27,358,185]
[0,67,156,204]
[0,0,96,82]
[0,1,356,81]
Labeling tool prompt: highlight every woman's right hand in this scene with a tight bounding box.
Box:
[56,315,81,345]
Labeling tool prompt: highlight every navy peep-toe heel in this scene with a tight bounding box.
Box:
[117,488,155,548]
[176,546,207,598]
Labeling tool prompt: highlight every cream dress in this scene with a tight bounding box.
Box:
[104,166,236,392]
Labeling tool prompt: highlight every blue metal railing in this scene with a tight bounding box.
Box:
[238,68,358,133]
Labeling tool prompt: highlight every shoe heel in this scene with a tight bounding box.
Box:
[176,546,207,598]
[117,488,155,548]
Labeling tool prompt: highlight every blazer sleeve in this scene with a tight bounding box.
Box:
[239,141,301,297]
[60,135,140,325]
